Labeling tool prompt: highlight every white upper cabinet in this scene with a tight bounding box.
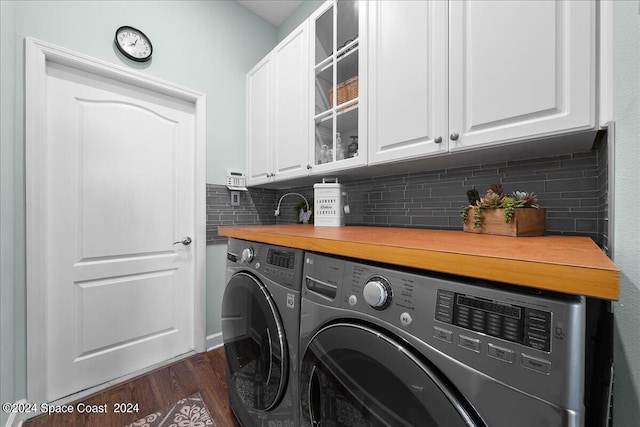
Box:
[368,0,448,165]
[246,55,272,185]
[448,0,595,151]
[247,0,597,183]
[367,0,595,165]
[246,22,309,186]
[309,0,367,174]
[273,22,310,179]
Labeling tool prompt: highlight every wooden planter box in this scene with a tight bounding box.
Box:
[463,207,546,237]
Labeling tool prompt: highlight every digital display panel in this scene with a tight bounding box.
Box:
[267,249,295,270]
[457,295,521,319]
[436,290,552,352]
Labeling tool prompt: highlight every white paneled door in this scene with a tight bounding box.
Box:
[26,39,206,402]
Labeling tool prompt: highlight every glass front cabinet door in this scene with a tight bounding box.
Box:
[310,0,367,173]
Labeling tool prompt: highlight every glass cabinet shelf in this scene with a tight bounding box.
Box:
[314,99,358,123]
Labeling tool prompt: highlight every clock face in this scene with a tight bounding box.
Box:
[115,26,153,62]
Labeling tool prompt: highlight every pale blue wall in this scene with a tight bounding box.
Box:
[0,1,276,423]
[11,0,276,184]
[206,245,229,337]
[612,2,640,426]
[277,0,324,42]
[203,0,328,347]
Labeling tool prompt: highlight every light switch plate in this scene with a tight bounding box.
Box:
[231,191,240,206]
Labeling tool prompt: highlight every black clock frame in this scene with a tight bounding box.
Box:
[114,25,153,62]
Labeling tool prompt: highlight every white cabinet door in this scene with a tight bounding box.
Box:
[273,22,310,180]
[246,56,272,185]
[368,0,448,165]
[448,0,595,151]
[246,22,310,186]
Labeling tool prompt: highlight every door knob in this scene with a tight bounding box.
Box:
[450,132,460,141]
[173,236,192,246]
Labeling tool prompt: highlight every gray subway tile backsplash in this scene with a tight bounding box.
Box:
[206,186,277,244]
[207,143,609,252]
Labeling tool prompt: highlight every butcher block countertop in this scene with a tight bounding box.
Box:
[218,225,619,300]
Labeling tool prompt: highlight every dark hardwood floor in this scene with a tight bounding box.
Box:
[24,347,241,427]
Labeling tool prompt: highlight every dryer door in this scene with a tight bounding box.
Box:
[300,323,486,427]
[222,272,288,411]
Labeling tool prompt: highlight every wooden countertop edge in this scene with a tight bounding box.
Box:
[218,226,619,300]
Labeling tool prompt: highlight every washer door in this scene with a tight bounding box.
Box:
[222,272,288,411]
[300,323,485,427]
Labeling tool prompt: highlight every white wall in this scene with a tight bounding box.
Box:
[612,2,640,425]
[1,1,18,426]
[277,0,324,42]
[0,1,276,423]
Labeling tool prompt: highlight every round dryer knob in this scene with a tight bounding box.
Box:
[363,277,392,309]
[240,247,254,263]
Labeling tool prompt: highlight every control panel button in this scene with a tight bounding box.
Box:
[524,308,552,352]
[488,343,514,363]
[435,290,454,323]
[363,280,386,306]
[433,326,453,343]
[456,306,471,329]
[439,291,554,352]
[400,312,412,327]
[459,335,481,352]
[521,354,551,374]
[348,295,357,306]
[363,276,392,309]
[240,247,254,263]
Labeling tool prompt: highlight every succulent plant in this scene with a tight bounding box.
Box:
[460,207,469,223]
[500,197,518,224]
[488,182,504,197]
[466,188,480,205]
[512,191,539,208]
[473,207,483,229]
[461,185,542,228]
[480,191,501,208]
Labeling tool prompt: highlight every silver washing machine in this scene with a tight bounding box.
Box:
[221,238,304,426]
[299,252,594,427]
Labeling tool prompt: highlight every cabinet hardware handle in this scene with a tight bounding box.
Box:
[307,164,312,169]
[434,136,442,144]
[450,132,460,141]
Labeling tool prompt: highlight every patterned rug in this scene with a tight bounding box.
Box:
[126,392,216,427]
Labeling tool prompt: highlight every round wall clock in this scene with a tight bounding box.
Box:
[114,26,153,62]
